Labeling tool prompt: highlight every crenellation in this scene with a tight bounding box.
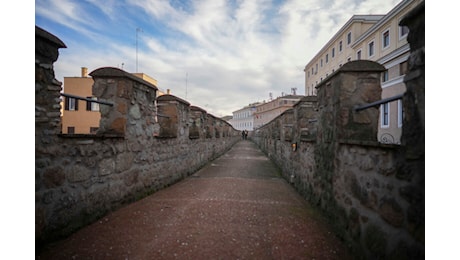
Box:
[35,26,239,247]
[252,50,424,259]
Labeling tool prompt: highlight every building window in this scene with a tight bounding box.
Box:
[67,126,75,134]
[382,29,390,48]
[315,63,318,73]
[339,41,343,52]
[368,41,374,57]
[347,32,351,45]
[86,96,100,111]
[356,50,361,60]
[311,67,314,74]
[332,48,335,58]
[326,54,329,63]
[65,97,78,111]
[399,25,409,39]
[320,59,323,67]
[399,61,408,75]
[398,100,403,128]
[382,70,389,82]
[381,103,389,127]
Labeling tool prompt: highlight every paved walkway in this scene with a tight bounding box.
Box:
[36,140,352,259]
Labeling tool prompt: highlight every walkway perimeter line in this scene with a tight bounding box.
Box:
[37,140,352,260]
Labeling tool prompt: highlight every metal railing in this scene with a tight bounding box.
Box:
[60,93,114,106]
[354,93,404,112]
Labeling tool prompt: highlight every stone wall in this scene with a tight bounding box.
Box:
[252,5,425,256]
[35,26,240,247]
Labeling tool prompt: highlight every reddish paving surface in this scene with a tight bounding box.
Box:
[36,140,353,260]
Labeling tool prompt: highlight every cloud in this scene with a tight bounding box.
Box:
[36,0,403,117]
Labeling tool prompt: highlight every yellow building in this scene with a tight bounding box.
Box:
[304,0,422,144]
[61,67,100,134]
[61,67,160,134]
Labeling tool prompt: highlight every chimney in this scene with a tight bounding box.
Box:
[81,67,88,77]
[167,89,171,94]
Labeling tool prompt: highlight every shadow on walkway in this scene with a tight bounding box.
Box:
[37,140,352,259]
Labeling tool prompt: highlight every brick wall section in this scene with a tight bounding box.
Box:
[35,26,240,247]
[252,8,425,256]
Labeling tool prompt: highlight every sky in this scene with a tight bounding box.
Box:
[35,0,402,117]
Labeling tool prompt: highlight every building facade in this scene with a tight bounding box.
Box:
[61,67,100,134]
[253,95,303,129]
[230,102,260,131]
[303,0,422,144]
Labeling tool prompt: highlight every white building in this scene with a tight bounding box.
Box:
[230,103,260,131]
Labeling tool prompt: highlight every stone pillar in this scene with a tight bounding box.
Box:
[35,26,66,140]
[281,109,294,142]
[189,106,206,139]
[316,60,385,144]
[35,25,67,242]
[156,94,190,138]
[295,96,318,142]
[89,67,158,137]
[394,1,425,258]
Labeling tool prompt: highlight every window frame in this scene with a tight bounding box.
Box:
[397,100,403,128]
[399,61,408,76]
[356,49,362,60]
[347,32,352,45]
[381,102,390,128]
[382,70,389,82]
[65,96,78,111]
[382,28,390,49]
[67,126,75,134]
[368,40,375,58]
[398,17,409,40]
[86,96,100,111]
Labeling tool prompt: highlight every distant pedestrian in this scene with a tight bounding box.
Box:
[242,130,245,140]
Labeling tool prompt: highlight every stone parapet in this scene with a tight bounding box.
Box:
[35,27,239,248]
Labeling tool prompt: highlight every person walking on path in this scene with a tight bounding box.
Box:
[37,140,352,259]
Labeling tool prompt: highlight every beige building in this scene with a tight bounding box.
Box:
[61,67,159,134]
[303,0,422,144]
[253,95,303,129]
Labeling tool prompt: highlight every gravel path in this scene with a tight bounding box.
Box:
[36,140,352,259]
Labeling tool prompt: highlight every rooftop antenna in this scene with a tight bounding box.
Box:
[291,87,297,95]
[269,92,273,100]
[136,28,143,73]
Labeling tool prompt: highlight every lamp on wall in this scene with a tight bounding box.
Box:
[291,142,297,152]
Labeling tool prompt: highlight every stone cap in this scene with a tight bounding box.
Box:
[190,105,207,114]
[89,67,158,91]
[157,94,190,106]
[36,26,67,63]
[36,26,66,49]
[316,60,385,90]
[339,60,386,72]
[293,96,317,108]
